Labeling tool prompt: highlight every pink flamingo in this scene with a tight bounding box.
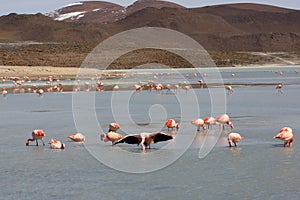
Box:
[113,132,173,150]
[37,89,44,96]
[226,85,233,94]
[204,117,216,129]
[273,127,294,147]
[101,131,124,144]
[155,84,163,94]
[190,118,206,131]
[113,85,119,91]
[165,119,179,130]
[276,83,283,94]
[228,132,243,147]
[108,123,120,132]
[49,139,65,149]
[26,129,46,146]
[198,79,204,88]
[215,114,234,130]
[183,85,190,95]
[2,88,7,96]
[67,133,85,142]
[134,84,144,92]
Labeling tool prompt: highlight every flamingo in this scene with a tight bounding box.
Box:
[215,114,234,130]
[2,88,7,96]
[155,84,163,94]
[37,89,44,96]
[165,119,179,130]
[226,85,233,94]
[198,79,204,88]
[26,129,46,146]
[273,127,294,147]
[203,117,216,129]
[183,85,190,95]
[49,139,65,149]
[113,132,173,150]
[228,132,243,147]
[108,122,120,132]
[190,118,206,131]
[113,85,119,91]
[134,84,144,92]
[67,133,85,142]
[100,131,124,144]
[276,83,283,94]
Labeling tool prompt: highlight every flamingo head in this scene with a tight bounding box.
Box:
[48,139,55,144]
[25,140,29,146]
[175,123,180,130]
[100,133,106,141]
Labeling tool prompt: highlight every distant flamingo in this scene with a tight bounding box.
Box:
[183,85,190,95]
[37,89,44,96]
[225,85,233,94]
[198,79,204,88]
[273,127,294,147]
[113,132,173,150]
[204,117,216,129]
[67,133,85,142]
[134,84,144,92]
[2,88,7,96]
[26,129,46,146]
[108,123,120,132]
[276,83,283,94]
[155,83,163,94]
[165,119,179,130]
[228,132,243,147]
[190,118,206,131]
[113,85,119,91]
[215,114,234,130]
[49,139,65,149]
[100,131,124,144]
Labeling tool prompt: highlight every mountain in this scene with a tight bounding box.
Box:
[1,1,300,67]
[46,0,184,23]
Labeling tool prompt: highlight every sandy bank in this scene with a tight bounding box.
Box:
[0,66,102,79]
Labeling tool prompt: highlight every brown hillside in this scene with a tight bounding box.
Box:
[1,2,300,68]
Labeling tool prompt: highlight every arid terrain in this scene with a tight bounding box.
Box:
[1,0,300,70]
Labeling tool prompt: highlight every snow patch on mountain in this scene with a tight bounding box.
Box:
[54,11,86,21]
[65,2,83,7]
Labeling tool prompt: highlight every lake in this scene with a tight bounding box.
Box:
[1,66,300,199]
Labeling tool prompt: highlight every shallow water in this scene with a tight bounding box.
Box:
[1,67,300,199]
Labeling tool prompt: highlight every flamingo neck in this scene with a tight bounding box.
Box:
[26,138,34,146]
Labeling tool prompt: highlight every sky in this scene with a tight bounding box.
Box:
[0,0,299,16]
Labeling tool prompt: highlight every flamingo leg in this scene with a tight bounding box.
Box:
[36,140,38,146]
[228,140,232,148]
[41,139,45,146]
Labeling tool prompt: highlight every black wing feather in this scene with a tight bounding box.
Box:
[113,134,141,145]
[153,132,173,143]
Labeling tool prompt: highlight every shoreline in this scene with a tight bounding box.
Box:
[0,64,300,80]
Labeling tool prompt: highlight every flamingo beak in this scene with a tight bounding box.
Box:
[100,134,104,141]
